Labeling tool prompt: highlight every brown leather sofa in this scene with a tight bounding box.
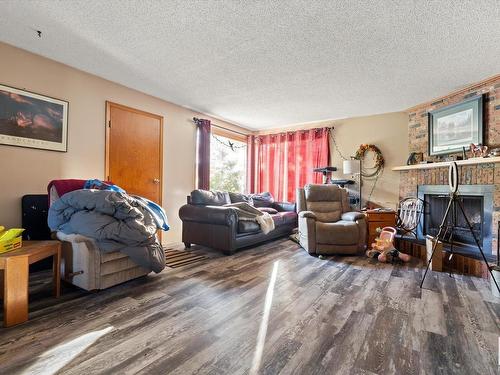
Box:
[179,190,297,254]
[297,184,367,255]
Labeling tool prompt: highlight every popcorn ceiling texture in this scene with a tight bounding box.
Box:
[0,1,499,129]
[399,76,500,256]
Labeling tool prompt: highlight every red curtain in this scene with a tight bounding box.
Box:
[246,135,256,193]
[256,128,329,202]
[195,118,211,190]
[257,133,286,200]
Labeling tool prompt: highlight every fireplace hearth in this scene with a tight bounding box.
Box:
[417,185,494,261]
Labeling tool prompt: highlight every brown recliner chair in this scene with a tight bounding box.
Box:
[297,184,367,255]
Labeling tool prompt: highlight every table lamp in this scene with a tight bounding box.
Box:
[343,158,362,210]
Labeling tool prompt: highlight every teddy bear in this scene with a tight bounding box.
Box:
[366,226,410,263]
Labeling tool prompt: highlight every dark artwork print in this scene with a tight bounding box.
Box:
[0,89,64,143]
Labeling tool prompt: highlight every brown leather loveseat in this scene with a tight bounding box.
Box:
[179,190,297,254]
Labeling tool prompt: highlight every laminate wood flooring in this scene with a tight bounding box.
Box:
[0,239,498,374]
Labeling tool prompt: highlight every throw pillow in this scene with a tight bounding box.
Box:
[228,192,254,206]
[249,192,275,207]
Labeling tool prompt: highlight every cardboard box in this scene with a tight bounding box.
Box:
[0,236,22,254]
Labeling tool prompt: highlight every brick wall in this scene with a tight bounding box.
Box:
[399,75,500,258]
[399,163,499,256]
[408,75,500,158]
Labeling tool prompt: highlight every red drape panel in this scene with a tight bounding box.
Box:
[246,135,256,193]
[256,127,329,202]
[257,133,286,200]
[195,118,211,190]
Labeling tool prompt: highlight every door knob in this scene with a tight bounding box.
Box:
[153,178,160,184]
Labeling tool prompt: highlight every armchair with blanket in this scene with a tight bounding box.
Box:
[297,184,367,255]
[47,179,162,291]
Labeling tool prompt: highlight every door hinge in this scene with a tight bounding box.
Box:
[107,175,110,181]
[108,120,111,128]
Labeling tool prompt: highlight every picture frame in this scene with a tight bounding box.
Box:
[0,84,68,152]
[428,95,483,156]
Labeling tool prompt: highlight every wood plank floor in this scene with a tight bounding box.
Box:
[0,238,499,374]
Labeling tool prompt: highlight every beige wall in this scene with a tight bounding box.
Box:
[258,112,409,209]
[0,42,250,245]
[0,41,408,246]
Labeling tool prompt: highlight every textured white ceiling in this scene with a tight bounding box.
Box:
[0,1,499,129]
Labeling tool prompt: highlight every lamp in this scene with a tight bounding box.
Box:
[343,159,360,174]
[343,158,362,210]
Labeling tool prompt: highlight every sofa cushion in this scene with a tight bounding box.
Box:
[229,192,254,205]
[316,220,359,245]
[238,220,261,234]
[307,201,342,222]
[258,207,278,214]
[304,184,343,202]
[303,184,345,222]
[249,192,274,207]
[274,211,297,226]
[191,189,231,206]
[237,211,296,234]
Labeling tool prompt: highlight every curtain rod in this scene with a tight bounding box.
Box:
[211,123,249,137]
[256,125,335,136]
[193,117,335,137]
[193,117,249,137]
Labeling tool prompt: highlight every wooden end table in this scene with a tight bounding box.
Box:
[0,240,61,327]
[365,210,397,247]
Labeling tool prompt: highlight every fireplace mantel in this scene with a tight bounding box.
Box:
[392,156,500,171]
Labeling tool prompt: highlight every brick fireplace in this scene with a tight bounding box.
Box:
[395,75,500,275]
[418,184,494,261]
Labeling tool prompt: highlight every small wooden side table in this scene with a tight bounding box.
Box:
[0,240,61,327]
[365,210,397,247]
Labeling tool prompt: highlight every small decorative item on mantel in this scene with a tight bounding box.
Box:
[469,143,488,158]
[443,155,464,162]
[406,152,423,165]
[489,148,500,157]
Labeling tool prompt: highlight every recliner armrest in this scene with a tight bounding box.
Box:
[273,201,296,212]
[179,204,237,226]
[299,211,317,219]
[341,211,366,221]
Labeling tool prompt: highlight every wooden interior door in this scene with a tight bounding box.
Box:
[105,101,163,204]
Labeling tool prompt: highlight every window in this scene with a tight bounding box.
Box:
[210,131,247,192]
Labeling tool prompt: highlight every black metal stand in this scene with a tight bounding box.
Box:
[420,163,500,293]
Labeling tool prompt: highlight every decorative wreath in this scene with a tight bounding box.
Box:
[355,144,385,178]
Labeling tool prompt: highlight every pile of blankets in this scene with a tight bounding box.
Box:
[48,181,168,273]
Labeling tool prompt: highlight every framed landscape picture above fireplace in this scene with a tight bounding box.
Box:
[0,84,68,152]
[428,95,483,156]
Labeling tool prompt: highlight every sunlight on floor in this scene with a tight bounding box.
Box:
[21,326,114,375]
[250,260,279,375]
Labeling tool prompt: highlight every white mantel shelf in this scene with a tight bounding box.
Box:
[392,156,500,171]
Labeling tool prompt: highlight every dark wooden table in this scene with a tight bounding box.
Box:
[0,240,61,327]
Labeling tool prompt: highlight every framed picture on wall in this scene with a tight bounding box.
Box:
[428,95,483,156]
[0,84,68,152]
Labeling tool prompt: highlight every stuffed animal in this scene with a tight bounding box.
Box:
[366,226,410,263]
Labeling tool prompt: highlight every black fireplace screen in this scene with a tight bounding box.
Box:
[424,194,483,247]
